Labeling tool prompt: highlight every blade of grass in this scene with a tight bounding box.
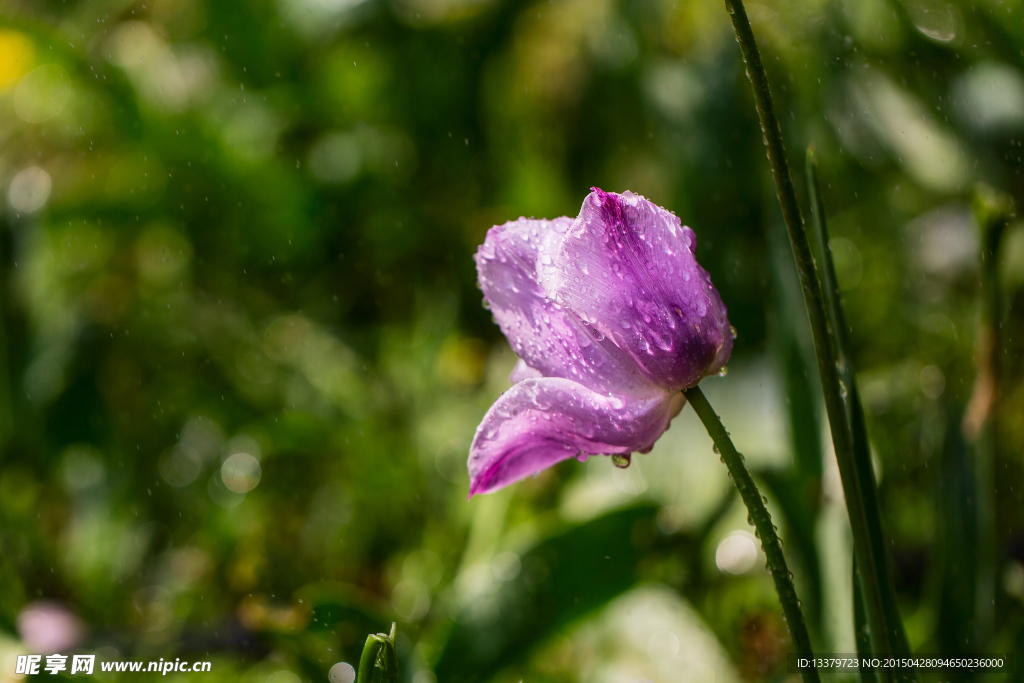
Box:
[854,558,879,683]
[684,385,819,683]
[966,185,1013,647]
[719,0,911,671]
[805,149,912,667]
[767,208,825,637]
[936,408,979,674]
[358,623,398,683]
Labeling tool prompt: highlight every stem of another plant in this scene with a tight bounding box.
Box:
[684,385,819,683]
[965,186,1013,646]
[722,0,911,672]
[358,623,398,683]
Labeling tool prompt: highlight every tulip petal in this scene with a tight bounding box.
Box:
[468,377,683,496]
[554,189,731,390]
[509,358,543,383]
[475,217,655,396]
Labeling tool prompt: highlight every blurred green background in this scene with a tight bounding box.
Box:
[1,0,1024,681]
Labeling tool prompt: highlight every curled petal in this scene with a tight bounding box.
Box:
[475,217,655,396]
[468,377,684,496]
[702,266,734,377]
[554,189,731,390]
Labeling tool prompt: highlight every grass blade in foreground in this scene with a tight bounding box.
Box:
[965,185,1013,646]
[854,559,880,683]
[358,623,398,683]
[805,149,912,666]
[684,385,819,683]
[720,0,912,671]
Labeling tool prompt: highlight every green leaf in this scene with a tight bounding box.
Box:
[854,558,879,683]
[358,622,398,683]
[935,414,979,672]
[805,147,912,676]
[433,501,729,683]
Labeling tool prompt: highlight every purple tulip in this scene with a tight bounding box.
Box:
[468,188,733,496]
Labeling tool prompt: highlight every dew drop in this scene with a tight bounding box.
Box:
[611,453,631,469]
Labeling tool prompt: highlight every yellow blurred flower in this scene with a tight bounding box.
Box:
[0,30,34,91]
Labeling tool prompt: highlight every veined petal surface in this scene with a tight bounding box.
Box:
[468,377,683,496]
[475,216,655,396]
[553,189,730,390]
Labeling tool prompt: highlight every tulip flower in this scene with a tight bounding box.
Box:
[468,188,733,496]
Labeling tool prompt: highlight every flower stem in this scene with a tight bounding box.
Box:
[723,0,911,671]
[684,385,818,683]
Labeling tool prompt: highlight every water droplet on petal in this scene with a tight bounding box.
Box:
[611,453,631,469]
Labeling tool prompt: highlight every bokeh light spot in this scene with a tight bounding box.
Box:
[715,531,758,574]
[14,64,71,123]
[221,452,261,493]
[158,445,202,487]
[328,662,356,683]
[7,166,51,213]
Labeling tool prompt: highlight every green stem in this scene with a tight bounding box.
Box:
[684,385,819,683]
[723,0,911,670]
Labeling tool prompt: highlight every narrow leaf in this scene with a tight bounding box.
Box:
[853,559,879,683]
[805,147,912,674]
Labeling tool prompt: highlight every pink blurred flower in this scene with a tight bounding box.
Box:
[17,601,84,653]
